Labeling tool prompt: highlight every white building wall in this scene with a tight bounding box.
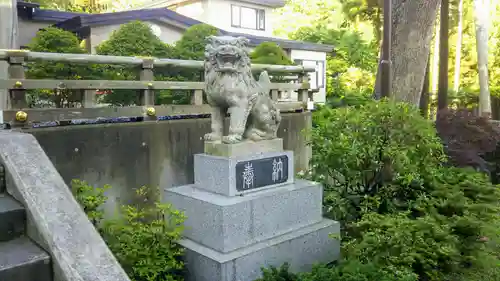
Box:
[290,49,327,104]
[204,0,274,36]
[18,18,54,48]
[88,20,184,54]
[172,1,208,22]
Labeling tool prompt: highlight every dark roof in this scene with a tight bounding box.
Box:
[138,0,285,8]
[223,31,333,52]
[17,1,333,52]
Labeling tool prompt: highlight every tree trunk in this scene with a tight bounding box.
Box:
[474,0,492,117]
[373,0,441,105]
[419,53,431,118]
[437,0,449,111]
[453,0,464,92]
[431,10,440,95]
[0,0,19,110]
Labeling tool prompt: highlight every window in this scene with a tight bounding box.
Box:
[231,4,265,30]
[295,59,325,89]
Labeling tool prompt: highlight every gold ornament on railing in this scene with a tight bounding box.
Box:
[15,111,28,122]
[147,83,153,88]
[14,81,23,88]
[146,107,156,116]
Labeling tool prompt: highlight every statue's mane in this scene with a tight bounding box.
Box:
[204,36,260,93]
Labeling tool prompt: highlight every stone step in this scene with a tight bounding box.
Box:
[164,179,323,253]
[0,194,26,242]
[0,237,52,281]
[181,219,340,281]
[194,150,295,196]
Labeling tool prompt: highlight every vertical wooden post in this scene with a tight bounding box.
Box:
[8,52,27,109]
[83,90,96,108]
[271,90,279,101]
[297,73,310,103]
[191,89,204,105]
[140,58,155,106]
[0,0,19,110]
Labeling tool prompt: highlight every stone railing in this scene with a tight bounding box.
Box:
[0,49,316,128]
[0,131,131,281]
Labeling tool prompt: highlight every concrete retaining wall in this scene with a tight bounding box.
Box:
[27,112,312,214]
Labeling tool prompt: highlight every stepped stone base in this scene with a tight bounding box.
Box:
[181,219,340,281]
[165,180,323,253]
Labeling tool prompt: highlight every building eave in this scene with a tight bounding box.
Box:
[17,3,334,53]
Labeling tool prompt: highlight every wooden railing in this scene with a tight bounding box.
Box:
[0,49,316,127]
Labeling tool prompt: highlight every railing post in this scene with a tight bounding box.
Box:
[271,90,279,101]
[7,51,27,109]
[297,73,310,103]
[191,89,204,105]
[83,90,96,108]
[140,58,155,106]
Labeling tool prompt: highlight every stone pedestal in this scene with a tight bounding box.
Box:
[164,139,340,281]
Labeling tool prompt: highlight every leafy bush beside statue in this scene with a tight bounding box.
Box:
[71,180,185,281]
[259,100,500,281]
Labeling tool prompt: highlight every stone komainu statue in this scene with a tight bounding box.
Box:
[203,35,282,144]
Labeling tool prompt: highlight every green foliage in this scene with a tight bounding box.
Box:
[71,181,186,281]
[338,0,382,42]
[71,179,110,226]
[171,24,219,61]
[291,26,377,106]
[26,27,94,107]
[301,261,417,281]
[96,21,173,57]
[310,101,445,224]
[95,21,175,106]
[305,100,500,280]
[250,42,293,65]
[254,261,418,281]
[250,42,293,82]
[255,263,298,281]
[155,23,219,104]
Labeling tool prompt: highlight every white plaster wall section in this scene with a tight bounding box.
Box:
[205,0,275,36]
[290,49,328,104]
[172,0,207,22]
[147,20,185,45]
[89,20,184,54]
[18,19,54,48]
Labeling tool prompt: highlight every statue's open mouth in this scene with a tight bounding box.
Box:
[216,53,240,72]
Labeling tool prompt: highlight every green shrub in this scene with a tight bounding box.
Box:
[95,21,175,106]
[309,100,445,226]
[250,42,293,66]
[301,261,417,281]
[26,27,96,107]
[254,261,417,281]
[96,21,173,57]
[156,23,219,104]
[171,23,219,61]
[71,180,186,281]
[255,263,298,281]
[71,179,110,226]
[305,100,500,280]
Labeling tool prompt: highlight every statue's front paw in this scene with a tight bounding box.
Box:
[204,132,221,141]
[222,134,243,144]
